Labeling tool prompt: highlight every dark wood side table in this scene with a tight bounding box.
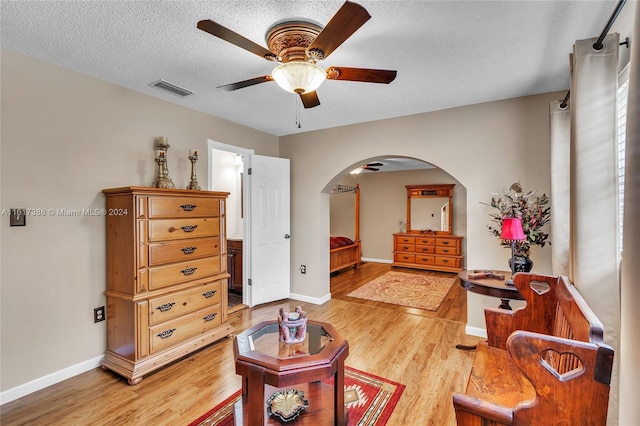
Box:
[458,270,524,310]
[233,320,349,425]
[456,270,525,350]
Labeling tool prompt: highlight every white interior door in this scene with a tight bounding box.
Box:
[247,155,290,306]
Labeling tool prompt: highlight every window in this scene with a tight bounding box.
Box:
[616,72,629,257]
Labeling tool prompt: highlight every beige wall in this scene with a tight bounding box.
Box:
[0,49,278,393]
[280,91,558,328]
[331,168,466,262]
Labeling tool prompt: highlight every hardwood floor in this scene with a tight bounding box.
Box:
[0,262,481,425]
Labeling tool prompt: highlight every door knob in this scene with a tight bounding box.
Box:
[284,234,291,239]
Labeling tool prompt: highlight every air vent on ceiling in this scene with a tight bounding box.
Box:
[149,79,195,97]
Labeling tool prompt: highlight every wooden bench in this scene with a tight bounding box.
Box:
[453,273,614,425]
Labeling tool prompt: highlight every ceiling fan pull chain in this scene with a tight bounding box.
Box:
[296,96,302,129]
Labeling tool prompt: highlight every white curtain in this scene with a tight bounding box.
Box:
[619,3,640,423]
[549,100,570,276]
[550,32,620,423]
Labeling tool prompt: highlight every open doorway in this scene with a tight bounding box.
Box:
[209,142,253,313]
[328,156,466,268]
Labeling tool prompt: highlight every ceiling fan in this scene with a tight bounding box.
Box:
[361,162,383,171]
[351,162,383,174]
[197,1,397,108]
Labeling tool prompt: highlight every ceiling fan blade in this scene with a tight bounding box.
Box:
[197,20,277,61]
[307,1,371,60]
[300,91,321,108]
[326,67,397,84]
[217,75,273,91]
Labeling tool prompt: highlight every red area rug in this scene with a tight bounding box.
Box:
[188,367,405,426]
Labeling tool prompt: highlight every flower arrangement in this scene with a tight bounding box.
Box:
[484,182,551,256]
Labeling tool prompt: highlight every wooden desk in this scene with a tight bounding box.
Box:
[458,270,524,310]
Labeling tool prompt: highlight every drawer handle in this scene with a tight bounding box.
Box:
[441,241,450,245]
[403,256,410,260]
[202,290,217,298]
[157,328,176,339]
[402,246,409,250]
[180,204,197,211]
[441,259,450,263]
[181,246,197,254]
[442,249,450,253]
[156,302,175,312]
[168,225,198,233]
[203,313,218,322]
[181,267,198,276]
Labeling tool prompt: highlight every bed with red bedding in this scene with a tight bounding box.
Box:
[330,236,361,273]
[329,185,362,274]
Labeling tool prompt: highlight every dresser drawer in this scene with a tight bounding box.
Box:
[415,245,435,254]
[435,246,458,256]
[415,236,435,246]
[148,237,221,266]
[149,257,221,290]
[395,235,415,244]
[149,305,222,353]
[415,255,435,265]
[395,243,415,252]
[149,281,221,324]
[148,196,220,218]
[435,256,461,268]
[435,237,460,249]
[394,253,416,263]
[148,218,219,241]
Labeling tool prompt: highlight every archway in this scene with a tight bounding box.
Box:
[325,156,467,271]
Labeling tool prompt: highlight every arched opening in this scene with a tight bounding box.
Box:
[325,156,467,272]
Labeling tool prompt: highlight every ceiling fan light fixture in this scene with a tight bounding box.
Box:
[272,62,326,94]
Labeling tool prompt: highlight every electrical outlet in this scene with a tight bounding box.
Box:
[300,265,306,274]
[94,306,105,323]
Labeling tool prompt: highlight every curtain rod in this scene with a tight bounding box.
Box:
[559,0,628,108]
[593,0,627,50]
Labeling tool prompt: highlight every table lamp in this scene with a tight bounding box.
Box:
[501,217,526,286]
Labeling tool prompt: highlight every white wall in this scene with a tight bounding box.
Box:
[211,149,243,237]
[0,49,278,398]
[281,92,558,324]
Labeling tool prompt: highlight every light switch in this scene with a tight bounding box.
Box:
[10,208,26,226]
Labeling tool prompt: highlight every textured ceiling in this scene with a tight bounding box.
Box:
[0,1,619,137]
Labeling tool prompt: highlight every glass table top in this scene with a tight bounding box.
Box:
[247,322,334,359]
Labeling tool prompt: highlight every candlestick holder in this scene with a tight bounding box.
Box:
[153,137,175,189]
[187,155,201,190]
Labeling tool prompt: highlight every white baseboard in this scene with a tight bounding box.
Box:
[289,292,331,305]
[0,355,103,405]
[361,257,392,264]
[465,325,487,339]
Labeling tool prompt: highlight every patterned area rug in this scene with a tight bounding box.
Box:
[188,367,405,426]
[347,271,456,311]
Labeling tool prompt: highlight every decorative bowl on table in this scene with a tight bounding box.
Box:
[266,389,309,422]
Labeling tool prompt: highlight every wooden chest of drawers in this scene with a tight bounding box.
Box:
[101,187,234,384]
[392,233,464,273]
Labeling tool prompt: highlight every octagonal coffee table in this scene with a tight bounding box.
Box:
[233,320,349,425]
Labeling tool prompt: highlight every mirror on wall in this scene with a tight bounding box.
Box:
[406,184,454,234]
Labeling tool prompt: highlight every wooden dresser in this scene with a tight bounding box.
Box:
[101,186,234,384]
[392,183,464,273]
[393,232,464,273]
[227,238,243,294]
